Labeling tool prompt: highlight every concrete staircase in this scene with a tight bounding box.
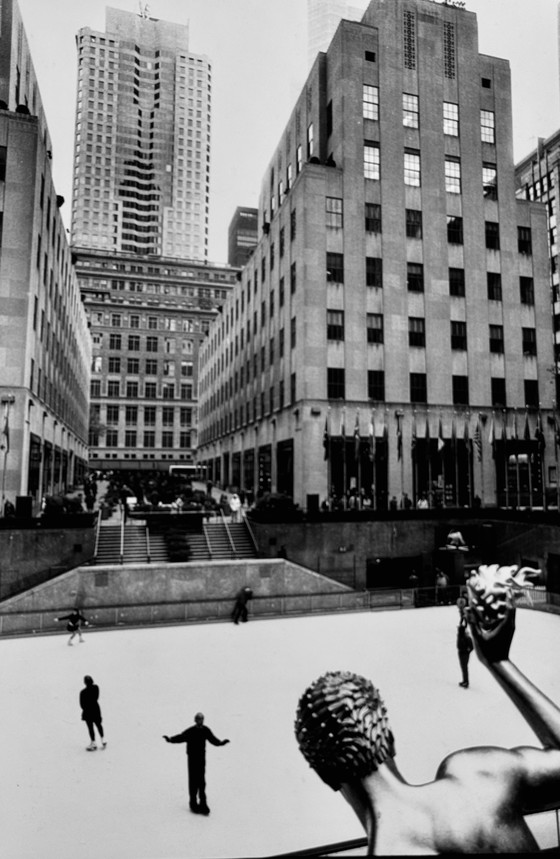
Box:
[95,527,122,565]
[123,525,148,564]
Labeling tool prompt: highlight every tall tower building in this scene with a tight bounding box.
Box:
[71,6,211,261]
[198,0,553,512]
[307,0,369,67]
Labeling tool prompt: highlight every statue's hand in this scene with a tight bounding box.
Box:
[466,564,517,663]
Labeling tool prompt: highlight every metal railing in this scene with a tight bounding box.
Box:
[145,524,151,564]
[119,508,125,564]
[220,508,238,557]
[92,508,103,564]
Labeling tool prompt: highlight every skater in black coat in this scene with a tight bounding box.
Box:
[80,675,106,751]
[163,712,229,814]
[232,586,253,624]
[54,609,88,645]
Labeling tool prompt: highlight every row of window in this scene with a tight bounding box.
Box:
[327,311,537,356]
[90,431,192,449]
[99,334,195,353]
[99,313,202,331]
[99,405,193,426]
[92,356,194,376]
[90,380,194,400]
[327,369,540,409]
[364,142,497,192]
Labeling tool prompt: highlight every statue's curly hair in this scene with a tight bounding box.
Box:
[294,671,395,791]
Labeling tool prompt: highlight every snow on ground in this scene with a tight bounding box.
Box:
[2,606,560,859]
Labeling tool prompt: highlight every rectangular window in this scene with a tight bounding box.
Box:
[327,310,344,341]
[408,317,425,347]
[111,313,121,327]
[296,144,303,174]
[106,430,118,448]
[406,209,422,239]
[407,262,424,292]
[451,321,467,350]
[146,336,158,352]
[482,163,498,199]
[525,379,539,407]
[179,432,191,449]
[410,373,427,404]
[162,407,174,427]
[143,431,155,448]
[326,252,344,283]
[130,314,140,329]
[452,375,469,405]
[364,141,380,180]
[485,221,500,250]
[125,406,138,425]
[367,313,383,344]
[145,359,158,375]
[162,432,174,449]
[290,316,296,349]
[180,384,193,400]
[365,203,381,233]
[126,381,139,398]
[449,268,465,297]
[148,316,158,330]
[326,197,343,228]
[487,272,502,301]
[368,370,385,401]
[520,276,534,305]
[404,149,420,186]
[402,93,419,128]
[307,123,314,159]
[447,216,463,244]
[489,324,504,353]
[327,368,345,399]
[107,381,120,398]
[443,102,459,136]
[144,382,157,398]
[290,261,296,294]
[290,209,296,240]
[522,327,537,356]
[481,110,495,144]
[125,431,137,447]
[445,157,461,194]
[366,257,383,288]
[144,406,156,426]
[363,84,379,121]
[491,378,506,408]
[109,333,122,350]
[180,408,192,427]
[127,358,139,374]
[106,405,119,425]
[91,380,101,398]
[162,383,175,400]
[108,357,121,373]
[290,372,296,404]
[518,226,532,255]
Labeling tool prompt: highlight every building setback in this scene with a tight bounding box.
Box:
[0,0,90,514]
[76,249,237,473]
[228,207,258,268]
[197,0,554,512]
[71,6,211,262]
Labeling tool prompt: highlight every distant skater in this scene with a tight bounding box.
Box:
[232,586,253,624]
[457,617,473,688]
[80,675,106,751]
[163,712,230,814]
[55,609,88,645]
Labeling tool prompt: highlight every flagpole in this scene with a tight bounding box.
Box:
[426,411,432,507]
[555,404,560,512]
[465,414,473,508]
[514,410,521,509]
[453,413,459,507]
[479,415,485,507]
[412,411,417,506]
[525,411,533,510]
[342,406,347,509]
[503,410,509,509]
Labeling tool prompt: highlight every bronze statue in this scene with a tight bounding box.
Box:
[295,563,560,854]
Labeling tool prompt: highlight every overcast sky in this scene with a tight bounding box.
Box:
[17,0,560,263]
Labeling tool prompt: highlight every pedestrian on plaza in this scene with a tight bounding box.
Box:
[80,675,106,751]
[457,617,474,688]
[163,712,230,814]
[232,586,253,624]
[435,569,450,605]
[54,608,88,645]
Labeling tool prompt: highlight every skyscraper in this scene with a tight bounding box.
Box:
[307,0,369,67]
[71,6,211,261]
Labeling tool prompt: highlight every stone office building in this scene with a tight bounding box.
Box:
[197,0,554,512]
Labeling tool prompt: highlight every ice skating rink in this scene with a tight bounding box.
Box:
[2,605,560,859]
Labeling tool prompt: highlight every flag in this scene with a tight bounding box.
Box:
[451,416,457,445]
[437,416,445,453]
[488,415,496,458]
[535,412,546,456]
[474,419,482,462]
[556,420,560,448]
[354,409,360,461]
[425,416,431,443]
[368,411,376,462]
[341,407,346,439]
[411,413,417,458]
[1,411,9,455]
[463,415,470,445]
[523,411,531,441]
[323,409,330,461]
[396,415,403,461]
[512,411,519,440]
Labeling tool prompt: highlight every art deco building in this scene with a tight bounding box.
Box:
[228,207,258,267]
[307,0,369,67]
[75,249,237,473]
[71,6,211,262]
[198,0,554,512]
[0,0,90,514]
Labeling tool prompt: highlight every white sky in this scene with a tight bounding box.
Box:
[17,0,560,264]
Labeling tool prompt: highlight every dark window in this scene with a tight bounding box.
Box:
[126,382,139,398]
[291,372,296,403]
[487,272,502,301]
[128,335,140,351]
[522,327,537,356]
[290,262,297,293]
[489,324,504,353]
[482,77,492,88]
[327,368,345,399]
[491,378,506,407]
[327,252,344,283]
[407,262,424,292]
[520,277,534,305]
[485,221,500,250]
[452,375,469,405]
[518,226,532,255]
[109,334,122,350]
[447,216,463,244]
[368,370,385,401]
[451,321,467,350]
[410,373,427,404]
[449,268,465,297]
[367,313,383,344]
[365,50,376,62]
[327,310,345,340]
[524,379,539,407]
[107,381,120,398]
[406,209,422,239]
[290,316,296,348]
[290,209,296,240]
[0,146,6,182]
[365,202,382,233]
[366,257,383,288]
[408,317,425,347]
[482,163,498,199]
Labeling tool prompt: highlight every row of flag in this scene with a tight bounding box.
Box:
[323,408,550,463]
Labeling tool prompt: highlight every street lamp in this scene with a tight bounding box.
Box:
[1,394,16,514]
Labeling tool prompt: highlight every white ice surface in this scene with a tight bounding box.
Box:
[2,606,560,859]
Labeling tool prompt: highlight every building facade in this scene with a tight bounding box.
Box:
[198,0,555,512]
[0,0,90,514]
[307,0,369,68]
[71,6,211,262]
[227,207,258,267]
[75,249,237,474]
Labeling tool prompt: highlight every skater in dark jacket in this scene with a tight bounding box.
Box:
[80,675,106,751]
[232,586,253,624]
[163,712,229,814]
[55,609,88,645]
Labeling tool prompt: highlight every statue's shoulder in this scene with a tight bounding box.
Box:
[436,746,518,783]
